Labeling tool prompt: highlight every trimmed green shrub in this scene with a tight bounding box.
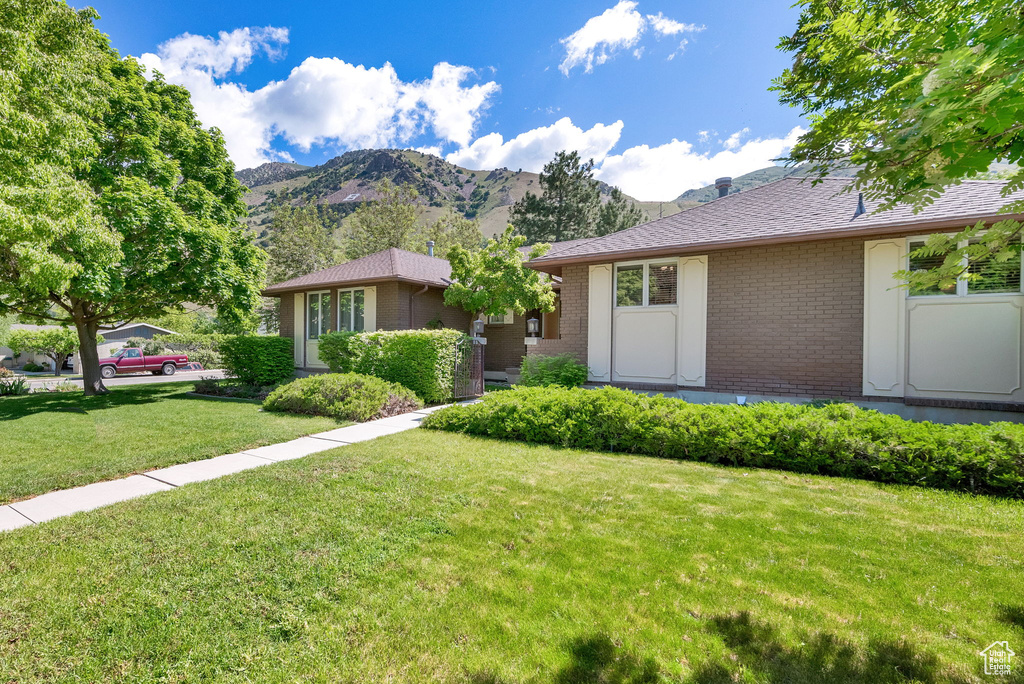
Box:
[264,373,422,422]
[423,386,1024,498]
[519,353,589,387]
[220,336,294,386]
[318,331,361,372]
[320,329,466,404]
[22,362,43,372]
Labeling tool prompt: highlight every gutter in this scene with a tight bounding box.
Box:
[526,211,1024,274]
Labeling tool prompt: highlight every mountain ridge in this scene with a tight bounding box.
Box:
[233,150,818,241]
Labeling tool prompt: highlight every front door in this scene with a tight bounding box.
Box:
[305,290,330,368]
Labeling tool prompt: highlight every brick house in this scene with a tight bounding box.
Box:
[262,247,536,377]
[526,177,1024,409]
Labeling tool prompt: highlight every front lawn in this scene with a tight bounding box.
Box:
[0,430,1019,682]
[0,382,338,503]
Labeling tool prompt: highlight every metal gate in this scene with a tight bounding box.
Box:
[453,337,485,400]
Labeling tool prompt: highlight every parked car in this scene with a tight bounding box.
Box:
[98,348,189,378]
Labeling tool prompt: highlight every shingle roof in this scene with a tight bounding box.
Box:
[529,178,1024,269]
[263,248,452,295]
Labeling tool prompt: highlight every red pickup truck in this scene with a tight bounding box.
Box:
[98,348,189,378]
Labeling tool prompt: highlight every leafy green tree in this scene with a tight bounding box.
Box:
[596,187,646,237]
[8,327,103,377]
[0,7,265,395]
[419,212,485,258]
[345,179,422,259]
[444,226,556,327]
[262,204,340,332]
[510,151,601,243]
[774,0,1024,292]
[266,205,338,284]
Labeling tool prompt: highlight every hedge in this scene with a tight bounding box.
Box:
[520,353,589,387]
[263,373,422,422]
[319,329,466,404]
[423,386,1024,498]
[220,336,294,386]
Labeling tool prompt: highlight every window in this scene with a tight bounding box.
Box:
[336,288,365,332]
[123,349,141,358]
[648,263,678,305]
[486,310,514,325]
[907,236,1022,297]
[616,265,643,307]
[967,239,1021,294]
[307,291,331,339]
[907,240,957,296]
[615,261,678,307]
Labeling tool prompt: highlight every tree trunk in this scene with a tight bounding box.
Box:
[51,353,63,376]
[75,320,108,395]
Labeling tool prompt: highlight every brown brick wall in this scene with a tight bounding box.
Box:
[703,238,865,399]
[526,264,590,364]
[528,240,872,399]
[411,287,473,332]
[279,293,295,341]
[375,281,408,331]
[483,317,528,372]
[276,281,472,344]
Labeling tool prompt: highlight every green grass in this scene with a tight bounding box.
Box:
[0,382,339,503]
[1,430,1020,682]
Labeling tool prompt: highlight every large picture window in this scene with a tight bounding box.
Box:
[907,236,1022,297]
[615,261,677,307]
[337,288,366,332]
[307,291,331,339]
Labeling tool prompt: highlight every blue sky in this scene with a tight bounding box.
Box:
[88,0,807,200]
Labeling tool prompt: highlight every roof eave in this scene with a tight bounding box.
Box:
[527,212,1024,272]
[262,275,448,297]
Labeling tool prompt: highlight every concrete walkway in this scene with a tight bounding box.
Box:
[0,405,450,533]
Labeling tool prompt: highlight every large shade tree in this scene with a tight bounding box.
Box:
[0,1,265,395]
[774,0,1024,292]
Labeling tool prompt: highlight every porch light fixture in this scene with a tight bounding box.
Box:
[527,317,540,337]
[472,319,485,336]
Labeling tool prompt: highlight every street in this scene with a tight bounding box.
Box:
[26,369,227,390]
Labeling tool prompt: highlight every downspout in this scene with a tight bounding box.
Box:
[410,284,429,328]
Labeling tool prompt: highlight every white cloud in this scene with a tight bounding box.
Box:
[446,117,624,171]
[140,27,500,169]
[646,12,701,36]
[559,1,646,75]
[595,126,807,201]
[722,127,750,150]
[558,2,704,75]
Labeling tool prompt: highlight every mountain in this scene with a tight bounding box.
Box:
[674,165,810,204]
[235,149,647,240]
[235,162,311,188]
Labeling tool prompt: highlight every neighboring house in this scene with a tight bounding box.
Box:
[526,177,1024,410]
[0,324,59,370]
[0,322,177,371]
[262,247,552,378]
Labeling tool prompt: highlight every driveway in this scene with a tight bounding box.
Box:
[26,369,227,390]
